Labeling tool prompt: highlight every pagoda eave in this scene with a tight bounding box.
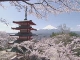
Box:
[11,28,37,31]
[10,35,33,36]
[10,34,36,36]
[13,20,36,25]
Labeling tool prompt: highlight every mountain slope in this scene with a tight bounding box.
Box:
[42,25,57,30]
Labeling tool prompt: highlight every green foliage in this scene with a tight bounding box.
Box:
[51,32,56,37]
[0,48,3,51]
[61,37,73,46]
[72,48,80,57]
[69,32,79,37]
[50,32,59,37]
[51,31,79,38]
[11,47,23,54]
[51,31,80,57]
[54,34,73,46]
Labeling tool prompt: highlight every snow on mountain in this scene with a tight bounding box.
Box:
[37,29,40,30]
[42,25,57,30]
[32,25,58,39]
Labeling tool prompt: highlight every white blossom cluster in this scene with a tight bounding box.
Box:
[12,34,80,60]
[0,0,80,19]
[0,31,17,50]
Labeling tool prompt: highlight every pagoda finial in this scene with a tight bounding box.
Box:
[24,6,27,20]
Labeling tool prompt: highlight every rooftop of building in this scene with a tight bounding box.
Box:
[13,20,36,25]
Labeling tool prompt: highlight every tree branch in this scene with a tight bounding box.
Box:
[0,18,9,26]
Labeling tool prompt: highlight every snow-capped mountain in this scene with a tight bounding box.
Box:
[42,25,57,30]
[32,25,59,38]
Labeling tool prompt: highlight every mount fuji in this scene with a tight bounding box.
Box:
[32,25,59,38]
[42,25,57,30]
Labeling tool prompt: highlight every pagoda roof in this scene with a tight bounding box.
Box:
[13,20,36,25]
[11,27,37,31]
[11,26,32,29]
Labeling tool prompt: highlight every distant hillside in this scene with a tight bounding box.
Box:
[71,31,80,36]
[32,29,59,35]
[7,30,80,40]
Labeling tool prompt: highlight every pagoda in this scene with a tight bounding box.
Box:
[10,6,37,42]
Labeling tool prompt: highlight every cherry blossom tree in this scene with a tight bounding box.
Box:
[0,0,80,60]
[0,0,80,18]
[10,35,80,60]
[58,24,70,34]
[0,31,17,50]
[0,0,80,25]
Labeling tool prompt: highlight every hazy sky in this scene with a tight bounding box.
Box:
[0,1,80,33]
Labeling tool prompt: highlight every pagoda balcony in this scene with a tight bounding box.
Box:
[17,32,32,34]
[17,32,32,35]
[17,38,33,41]
[19,26,31,29]
[20,30,30,33]
[19,36,32,39]
[19,25,31,28]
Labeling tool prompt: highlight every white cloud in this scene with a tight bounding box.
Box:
[77,25,80,29]
[42,25,57,30]
[0,22,18,33]
[77,25,80,27]
[37,29,40,30]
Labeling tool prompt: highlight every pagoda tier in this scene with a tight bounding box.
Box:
[19,36,32,39]
[10,32,36,36]
[17,36,33,41]
[11,27,37,31]
[13,20,36,25]
[12,25,32,29]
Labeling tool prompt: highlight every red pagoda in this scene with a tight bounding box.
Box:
[11,20,37,41]
[10,6,37,41]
